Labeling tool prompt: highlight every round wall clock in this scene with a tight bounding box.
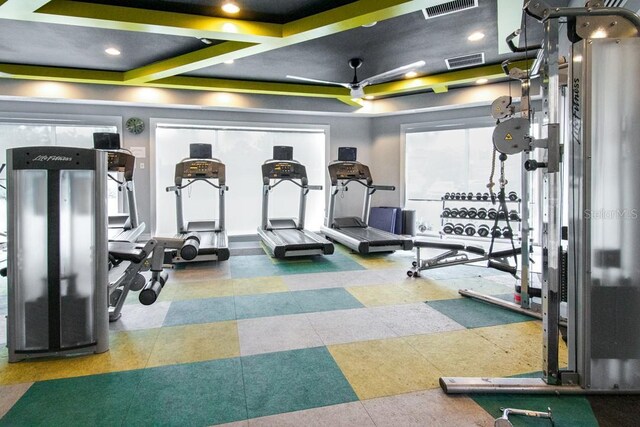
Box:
[125,117,145,135]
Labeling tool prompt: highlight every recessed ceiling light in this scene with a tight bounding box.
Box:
[476,78,488,84]
[468,32,485,42]
[222,2,240,14]
[591,28,607,38]
[224,59,234,64]
[362,22,377,28]
[364,95,374,100]
[405,71,418,79]
[105,47,121,56]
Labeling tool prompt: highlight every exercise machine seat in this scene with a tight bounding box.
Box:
[108,242,147,264]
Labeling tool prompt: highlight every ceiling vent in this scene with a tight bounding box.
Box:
[603,0,627,7]
[422,0,478,19]
[445,52,485,70]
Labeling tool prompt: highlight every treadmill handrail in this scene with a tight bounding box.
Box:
[336,179,395,192]
[166,180,228,192]
[267,179,322,192]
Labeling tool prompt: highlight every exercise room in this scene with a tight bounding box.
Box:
[1,0,639,425]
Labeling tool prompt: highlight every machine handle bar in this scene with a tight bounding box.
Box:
[166,179,226,192]
[373,185,395,191]
[505,29,541,54]
[307,185,323,191]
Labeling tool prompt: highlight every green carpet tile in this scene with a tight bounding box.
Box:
[163,295,236,327]
[471,394,599,427]
[426,298,532,328]
[123,358,246,426]
[241,347,358,419]
[290,288,363,313]
[1,369,145,426]
[164,288,364,327]
[229,253,365,278]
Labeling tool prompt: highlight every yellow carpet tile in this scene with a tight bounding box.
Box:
[346,281,459,307]
[404,329,538,378]
[146,321,240,367]
[0,328,160,385]
[474,321,569,369]
[328,337,442,400]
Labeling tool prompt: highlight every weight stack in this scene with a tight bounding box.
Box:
[402,210,416,236]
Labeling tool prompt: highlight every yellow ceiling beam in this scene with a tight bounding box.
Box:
[0,63,123,84]
[152,76,346,98]
[338,97,365,107]
[432,85,448,93]
[366,61,529,97]
[124,41,258,83]
[24,0,282,43]
[0,63,346,99]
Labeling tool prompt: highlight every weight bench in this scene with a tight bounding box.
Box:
[107,237,184,321]
[407,238,521,278]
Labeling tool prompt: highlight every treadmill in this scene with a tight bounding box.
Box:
[257,146,334,258]
[321,147,413,254]
[166,143,230,263]
[93,132,146,243]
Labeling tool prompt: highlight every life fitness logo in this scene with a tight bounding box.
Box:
[32,155,72,162]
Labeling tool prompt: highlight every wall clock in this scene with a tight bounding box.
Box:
[125,117,145,135]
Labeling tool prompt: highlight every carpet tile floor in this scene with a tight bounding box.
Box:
[0,247,631,426]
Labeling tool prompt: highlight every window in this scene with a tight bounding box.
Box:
[154,125,326,236]
[0,122,118,238]
[404,126,522,233]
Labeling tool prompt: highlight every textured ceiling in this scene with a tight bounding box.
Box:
[188,1,540,83]
[0,19,206,71]
[78,0,358,23]
[0,0,575,102]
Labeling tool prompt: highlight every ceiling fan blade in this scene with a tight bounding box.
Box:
[286,75,350,88]
[360,60,426,86]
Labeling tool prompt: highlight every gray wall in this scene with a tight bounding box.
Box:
[0,100,371,234]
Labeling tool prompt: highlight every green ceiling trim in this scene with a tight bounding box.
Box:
[124,41,259,83]
[0,63,124,83]
[27,0,282,43]
[152,76,346,98]
[432,85,448,93]
[366,61,530,96]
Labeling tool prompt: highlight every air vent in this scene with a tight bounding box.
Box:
[422,0,478,19]
[445,52,485,70]
[604,0,627,7]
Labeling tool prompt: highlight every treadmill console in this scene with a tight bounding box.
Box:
[175,159,226,185]
[262,161,307,185]
[106,151,135,181]
[328,161,372,186]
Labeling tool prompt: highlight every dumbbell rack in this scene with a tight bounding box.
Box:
[440,195,521,242]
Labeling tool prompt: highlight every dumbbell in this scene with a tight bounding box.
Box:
[466,192,474,200]
[502,227,514,239]
[450,208,460,218]
[477,208,488,219]
[488,208,498,219]
[442,208,452,218]
[455,192,462,200]
[508,191,518,201]
[467,207,478,219]
[482,192,490,200]
[458,207,469,218]
[509,210,520,221]
[464,223,476,236]
[478,224,490,237]
[444,192,451,200]
[453,223,465,235]
[475,192,483,201]
[497,210,507,220]
[443,223,455,234]
[491,226,502,238]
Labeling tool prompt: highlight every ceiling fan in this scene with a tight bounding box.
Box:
[286,58,426,99]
